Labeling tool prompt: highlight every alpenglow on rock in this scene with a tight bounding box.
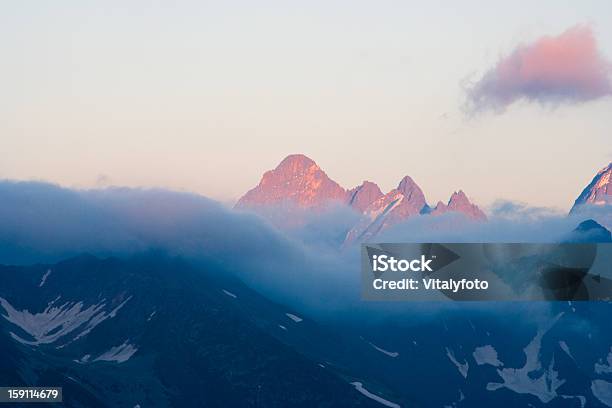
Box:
[431,190,487,220]
[570,162,611,229]
[236,154,487,239]
[235,154,347,210]
[572,163,611,210]
[344,176,429,243]
[346,181,384,213]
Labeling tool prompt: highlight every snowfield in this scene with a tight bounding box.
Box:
[222,289,237,299]
[592,380,612,407]
[350,382,400,408]
[473,345,502,367]
[369,342,399,358]
[94,340,138,363]
[485,314,564,403]
[445,347,469,378]
[0,296,131,346]
[39,269,52,287]
[595,347,612,374]
[285,313,303,323]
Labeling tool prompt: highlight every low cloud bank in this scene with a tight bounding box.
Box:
[0,181,362,319]
[0,181,291,264]
[0,181,600,323]
[465,25,612,113]
[378,200,582,243]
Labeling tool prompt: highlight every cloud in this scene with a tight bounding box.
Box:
[0,181,364,320]
[465,25,612,113]
[375,203,580,244]
[0,182,600,324]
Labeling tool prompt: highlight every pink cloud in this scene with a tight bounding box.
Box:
[465,25,612,113]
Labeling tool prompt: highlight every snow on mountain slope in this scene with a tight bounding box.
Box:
[350,382,401,408]
[572,163,612,209]
[571,162,612,229]
[472,345,502,367]
[344,176,428,243]
[0,296,131,347]
[93,340,138,363]
[484,314,564,403]
[347,181,384,213]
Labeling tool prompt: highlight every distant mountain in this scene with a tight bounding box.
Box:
[3,253,610,407]
[431,191,487,220]
[572,163,611,210]
[0,254,381,408]
[347,181,384,213]
[344,176,429,243]
[565,219,612,243]
[570,162,611,229]
[236,154,347,210]
[237,155,486,241]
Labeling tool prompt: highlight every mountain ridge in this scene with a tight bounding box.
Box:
[570,162,612,229]
[236,154,487,242]
[571,162,611,211]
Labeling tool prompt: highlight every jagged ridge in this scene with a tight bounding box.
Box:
[236,154,486,241]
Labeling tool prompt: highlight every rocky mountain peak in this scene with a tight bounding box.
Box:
[572,162,611,210]
[347,181,383,212]
[236,154,346,212]
[237,154,488,238]
[273,154,319,176]
[397,176,424,198]
[432,190,487,220]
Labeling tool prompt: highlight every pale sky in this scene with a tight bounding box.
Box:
[1,1,611,211]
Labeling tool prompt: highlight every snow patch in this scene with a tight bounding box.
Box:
[0,296,131,346]
[473,345,502,367]
[94,341,138,363]
[39,270,51,287]
[369,342,399,358]
[560,395,587,408]
[222,289,237,299]
[592,380,612,407]
[595,347,612,374]
[559,341,574,360]
[74,354,91,364]
[285,313,303,323]
[446,347,468,378]
[350,382,400,408]
[486,313,564,403]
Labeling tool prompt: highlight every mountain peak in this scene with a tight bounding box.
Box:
[347,181,383,212]
[565,219,612,243]
[394,175,427,210]
[235,154,346,217]
[432,190,487,220]
[572,162,611,211]
[570,162,611,229]
[449,190,468,203]
[397,176,420,195]
[238,155,488,239]
[275,154,319,173]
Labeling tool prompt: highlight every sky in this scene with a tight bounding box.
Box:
[1,1,611,211]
